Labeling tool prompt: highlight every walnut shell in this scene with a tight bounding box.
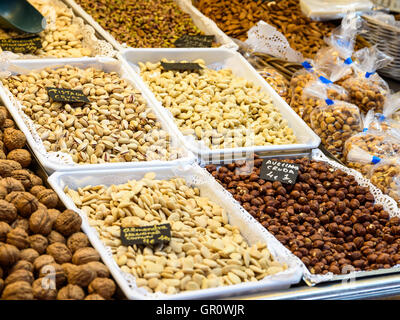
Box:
[85,293,105,300]
[30,185,46,197]
[0,221,11,241]
[20,248,39,263]
[3,128,26,151]
[39,262,66,288]
[85,261,110,278]
[48,230,66,245]
[48,209,61,225]
[55,210,82,236]
[10,260,34,273]
[1,281,33,300]
[30,174,43,187]
[29,234,48,254]
[6,191,39,218]
[7,149,31,168]
[29,208,52,235]
[2,119,15,130]
[0,150,6,160]
[0,243,20,267]
[6,227,29,249]
[32,278,57,300]
[72,247,100,265]
[57,284,84,300]
[67,265,96,287]
[0,109,5,128]
[0,199,17,223]
[33,254,55,271]
[0,177,24,199]
[46,243,72,264]
[0,278,3,296]
[36,189,59,209]
[11,218,30,232]
[67,232,89,253]
[11,170,34,190]
[0,106,11,120]
[4,269,34,286]
[0,160,22,178]
[88,278,116,299]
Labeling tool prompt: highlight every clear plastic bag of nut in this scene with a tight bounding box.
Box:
[368,157,400,207]
[257,67,290,103]
[303,80,362,162]
[365,92,400,132]
[338,45,393,114]
[290,65,349,126]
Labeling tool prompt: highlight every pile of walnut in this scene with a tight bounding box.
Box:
[0,106,117,300]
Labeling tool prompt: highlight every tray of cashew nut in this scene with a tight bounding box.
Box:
[120,48,321,165]
[47,164,303,299]
[0,57,195,174]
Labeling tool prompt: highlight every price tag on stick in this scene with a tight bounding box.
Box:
[0,35,42,54]
[260,159,300,185]
[120,223,171,246]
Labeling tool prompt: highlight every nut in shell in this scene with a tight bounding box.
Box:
[55,209,82,236]
[5,191,39,218]
[29,209,53,235]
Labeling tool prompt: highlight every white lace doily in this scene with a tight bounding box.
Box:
[245,21,303,63]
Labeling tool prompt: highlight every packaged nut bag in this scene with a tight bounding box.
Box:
[339,45,393,114]
[367,92,400,132]
[304,80,362,162]
[257,67,290,103]
[368,157,400,206]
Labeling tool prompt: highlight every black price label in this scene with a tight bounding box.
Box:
[174,34,215,48]
[260,159,300,185]
[161,62,202,72]
[46,87,90,104]
[0,35,42,54]
[120,223,171,246]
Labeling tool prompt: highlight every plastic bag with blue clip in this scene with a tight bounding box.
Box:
[367,91,400,132]
[303,80,361,162]
[340,45,393,114]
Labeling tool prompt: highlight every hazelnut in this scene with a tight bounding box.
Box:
[67,265,96,287]
[57,284,85,300]
[0,199,17,223]
[36,189,58,209]
[10,260,34,273]
[67,232,89,253]
[32,278,57,300]
[47,231,66,244]
[46,243,72,264]
[1,281,33,300]
[3,128,26,151]
[88,278,116,299]
[55,210,82,236]
[72,247,100,265]
[85,261,110,278]
[5,191,39,218]
[33,254,55,271]
[39,263,66,288]
[29,234,48,254]
[0,221,11,241]
[6,227,29,249]
[0,243,20,267]
[85,293,105,300]
[0,160,22,179]
[7,149,31,168]
[5,269,34,286]
[20,248,39,263]
[29,209,52,235]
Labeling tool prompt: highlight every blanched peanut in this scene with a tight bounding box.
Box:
[65,174,287,294]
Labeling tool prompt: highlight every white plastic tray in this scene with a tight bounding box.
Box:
[120,48,321,164]
[48,164,303,300]
[0,57,195,174]
[62,0,237,50]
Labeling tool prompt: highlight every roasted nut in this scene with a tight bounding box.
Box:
[29,209,52,235]
[5,191,39,218]
[20,248,39,263]
[6,227,29,249]
[7,149,31,168]
[29,234,48,254]
[57,284,85,300]
[88,277,116,299]
[47,231,66,245]
[46,243,72,264]
[1,281,33,300]
[32,278,57,300]
[55,210,81,236]
[4,269,34,286]
[0,243,20,267]
[66,232,89,253]
[72,247,100,265]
